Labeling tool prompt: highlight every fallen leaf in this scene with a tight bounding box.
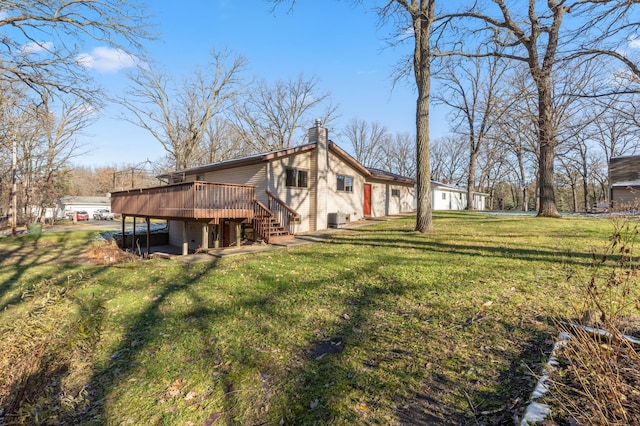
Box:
[310,398,319,409]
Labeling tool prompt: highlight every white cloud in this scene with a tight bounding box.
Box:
[22,41,54,54]
[76,47,138,72]
[628,35,640,49]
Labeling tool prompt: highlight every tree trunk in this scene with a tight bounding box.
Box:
[413,2,434,232]
[536,74,560,217]
[582,169,589,212]
[466,150,478,210]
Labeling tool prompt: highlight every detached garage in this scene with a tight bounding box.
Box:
[609,156,640,211]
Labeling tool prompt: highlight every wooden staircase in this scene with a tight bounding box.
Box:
[253,200,295,244]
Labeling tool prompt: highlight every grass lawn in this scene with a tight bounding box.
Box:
[0,212,634,425]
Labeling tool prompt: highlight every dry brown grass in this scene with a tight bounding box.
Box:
[547,217,640,425]
[85,239,139,265]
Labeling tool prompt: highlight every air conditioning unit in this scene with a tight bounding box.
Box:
[328,212,347,228]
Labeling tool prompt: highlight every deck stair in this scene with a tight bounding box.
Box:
[253,200,295,244]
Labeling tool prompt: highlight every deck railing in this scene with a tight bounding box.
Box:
[111,181,256,220]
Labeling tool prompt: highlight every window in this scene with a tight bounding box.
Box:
[391,189,400,197]
[442,193,447,200]
[337,175,353,192]
[196,174,205,181]
[286,168,308,188]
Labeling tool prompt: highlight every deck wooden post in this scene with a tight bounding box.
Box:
[218,219,224,248]
[235,222,242,247]
[146,217,151,257]
[213,224,220,249]
[201,223,209,251]
[182,221,188,256]
[132,216,136,253]
[121,215,126,248]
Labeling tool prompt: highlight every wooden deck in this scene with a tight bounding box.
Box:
[110,182,257,221]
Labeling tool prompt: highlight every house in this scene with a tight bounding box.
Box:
[431,181,487,211]
[56,196,111,219]
[609,155,640,210]
[110,121,416,254]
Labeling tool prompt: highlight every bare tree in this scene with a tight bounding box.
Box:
[0,0,150,102]
[231,75,337,152]
[0,87,91,223]
[199,117,251,164]
[271,0,439,232]
[445,0,640,217]
[588,97,640,165]
[33,94,94,220]
[121,50,247,169]
[342,118,388,168]
[430,135,467,185]
[434,54,513,209]
[381,132,416,178]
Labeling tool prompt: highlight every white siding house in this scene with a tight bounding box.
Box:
[431,181,487,211]
[57,196,111,219]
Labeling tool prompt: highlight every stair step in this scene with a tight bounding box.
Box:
[268,235,295,243]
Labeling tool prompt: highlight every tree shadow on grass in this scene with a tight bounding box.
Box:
[256,249,558,425]
[0,231,91,313]
[250,252,470,424]
[395,316,553,425]
[64,259,225,424]
[327,226,598,267]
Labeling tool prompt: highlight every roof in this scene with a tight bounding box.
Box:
[611,181,640,188]
[609,155,640,185]
[431,181,489,196]
[59,196,111,206]
[367,167,416,184]
[157,143,317,179]
[159,141,416,185]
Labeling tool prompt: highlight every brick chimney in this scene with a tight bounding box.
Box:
[309,119,329,230]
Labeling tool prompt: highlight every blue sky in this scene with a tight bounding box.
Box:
[76,1,447,167]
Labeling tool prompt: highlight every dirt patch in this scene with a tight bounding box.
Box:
[309,340,344,360]
[86,240,139,265]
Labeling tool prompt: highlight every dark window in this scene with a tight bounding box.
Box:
[442,193,447,200]
[286,168,308,188]
[286,169,296,186]
[391,189,400,197]
[337,175,353,192]
[297,170,308,188]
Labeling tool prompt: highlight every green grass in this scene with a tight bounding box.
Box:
[0,212,632,424]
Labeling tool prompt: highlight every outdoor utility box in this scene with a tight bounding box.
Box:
[328,212,347,228]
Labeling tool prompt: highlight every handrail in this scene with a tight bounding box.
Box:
[253,199,272,217]
[266,190,298,235]
[252,200,274,243]
[266,190,299,216]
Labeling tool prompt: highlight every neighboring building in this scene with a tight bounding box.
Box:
[111,121,416,253]
[609,155,640,210]
[431,181,487,211]
[56,196,111,219]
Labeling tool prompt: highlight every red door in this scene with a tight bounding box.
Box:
[364,184,372,216]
